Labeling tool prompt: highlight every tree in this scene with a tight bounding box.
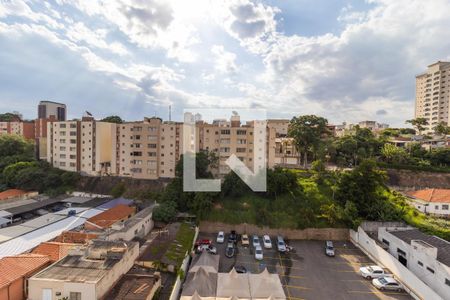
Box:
[0,113,21,122]
[288,115,330,168]
[405,118,428,135]
[433,121,450,136]
[111,182,126,198]
[380,144,409,164]
[153,201,177,223]
[100,115,124,123]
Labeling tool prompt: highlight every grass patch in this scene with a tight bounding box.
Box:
[163,223,195,269]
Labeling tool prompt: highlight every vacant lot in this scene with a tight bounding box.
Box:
[197,233,412,300]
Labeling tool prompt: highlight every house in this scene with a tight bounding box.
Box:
[84,204,136,230]
[405,189,450,217]
[28,240,139,300]
[0,254,51,300]
[106,206,154,241]
[378,227,450,299]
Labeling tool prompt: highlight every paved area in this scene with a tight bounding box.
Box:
[197,233,413,300]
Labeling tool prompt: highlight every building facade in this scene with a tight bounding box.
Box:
[415,61,450,133]
[0,121,35,139]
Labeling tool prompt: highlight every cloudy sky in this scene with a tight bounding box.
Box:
[1,0,450,126]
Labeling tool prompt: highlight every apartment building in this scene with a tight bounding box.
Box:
[0,120,35,139]
[113,117,183,179]
[46,116,116,175]
[36,101,67,159]
[415,61,450,133]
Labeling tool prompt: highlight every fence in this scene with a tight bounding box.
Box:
[199,221,349,240]
[350,227,443,300]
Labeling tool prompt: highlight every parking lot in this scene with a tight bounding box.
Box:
[197,233,413,300]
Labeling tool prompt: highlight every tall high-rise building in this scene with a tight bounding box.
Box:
[36,101,67,159]
[37,100,66,121]
[415,61,450,133]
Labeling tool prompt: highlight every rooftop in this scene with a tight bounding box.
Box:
[406,189,450,203]
[388,228,450,267]
[53,231,98,244]
[86,204,135,229]
[0,254,50,289]
[31,242,77,262]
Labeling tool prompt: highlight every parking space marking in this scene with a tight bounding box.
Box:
[235,260,305,271]
[238,252,301,262]
[327,261,373,265]
[284,285,312,291]
[348,290,409,296]
[280,274,305,279]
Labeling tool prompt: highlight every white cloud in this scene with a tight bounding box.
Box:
[211,45,238,74]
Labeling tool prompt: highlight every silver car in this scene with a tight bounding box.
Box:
[252,235,260,248]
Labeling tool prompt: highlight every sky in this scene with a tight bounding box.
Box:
[1,0,450,127]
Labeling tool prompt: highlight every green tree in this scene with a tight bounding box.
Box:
[100,115,124,123]
[153,201,177,223]
[406,118,428,135]
[433,121,450,136]
[0,113,21,122]
[111,182,126,198]
[288,115,330,167]
[381,143,409,164]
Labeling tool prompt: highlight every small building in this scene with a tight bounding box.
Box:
[405,189,450,217]
[378,227,450,299]
[0,254,51,300]
[106,206,154,241]
[53,231,98,244]
[85,204,136,231]
[28,240,139,300]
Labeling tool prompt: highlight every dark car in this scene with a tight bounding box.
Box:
[228,230,237,243]
[225,242,235,258]
[234,265,247,273]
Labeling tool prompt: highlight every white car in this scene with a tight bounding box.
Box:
[360,265,387,279]
[372,277,403,292]
[252,235,260,248]
[263,235,272,249]
[255,245,263,260]
[217,231,225,243]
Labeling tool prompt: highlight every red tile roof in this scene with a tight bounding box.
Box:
[0,189,27,201]
[53,231,98,244]
[406,189,450,203]
[0,254,50,289]
[86,204,136,229]
[32,242,77,262]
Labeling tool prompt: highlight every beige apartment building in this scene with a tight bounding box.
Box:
[46,114,304,179]
[415,61,450,133]
[46,116,116,175]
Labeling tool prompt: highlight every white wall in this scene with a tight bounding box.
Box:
[350,227,443,300]
[411,200,450,216]
[107,208,154,241]
[378,228,450,299]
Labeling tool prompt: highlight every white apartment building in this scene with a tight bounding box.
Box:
[378,227,450,299]
[415,61,450,134]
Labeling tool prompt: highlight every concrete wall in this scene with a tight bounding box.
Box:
[28,279,96,300]
[350,227,443,300]
[387,169,450,189]
[199,222,349,240]
[360,221,408,232]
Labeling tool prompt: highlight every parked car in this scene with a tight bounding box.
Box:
[196,244,217,255]
[360,265,387,279]
[241,234,250,247]
[234,265,247,274]
[67,209,77,217]
[276,236,286,253]
[229,230,237,243]
[254,245,263,260]
[263,235,272,249]
[195,239,212,247]
[217,231,225,243]
[372,277,403,292]
[325,241,335,257]
[252,235,260,248]
[226,242,235,258]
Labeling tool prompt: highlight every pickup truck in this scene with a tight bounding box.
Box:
[359,265,390,279]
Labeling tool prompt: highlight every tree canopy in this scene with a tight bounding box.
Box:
[100,115,124,123]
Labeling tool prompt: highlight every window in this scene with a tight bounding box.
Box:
[70,292,82,300]
[221,129,230,135]
[59,124,66,128]
[418,261,423,267]
[426,267,435,274]
[442,205,449,210]
[382,239,390,246]
[397,248,406,256]
[148,144,157,148]
[148,152,157,157]
[445,278,450,287]
[70,124,76,128]
[237,130,247,135]
[236,148,246,153]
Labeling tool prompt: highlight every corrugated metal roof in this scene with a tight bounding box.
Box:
[0,199,37,211]
[21,214,66,229]
[0,209,103,258]
[96,197,134,210]
[61,196,95,204]
[0,210,12,218]
[4,197,63,215]
[54,207,89,216]
[0,225,34,243]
